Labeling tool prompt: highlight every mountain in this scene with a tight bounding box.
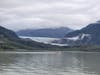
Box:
[17,27,73,38]
[53,21,100,46]
[0,26,59,50]
[0,26,19,40]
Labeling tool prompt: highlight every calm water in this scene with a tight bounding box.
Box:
[0,51,100,75]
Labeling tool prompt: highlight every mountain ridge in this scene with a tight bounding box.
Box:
[0,26,60,50]
[17,27,73,38]
[52,21,100,46]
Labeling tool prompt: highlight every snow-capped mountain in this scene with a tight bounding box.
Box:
[52,21,100,46]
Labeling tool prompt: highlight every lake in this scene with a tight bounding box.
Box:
[0,51,99,75]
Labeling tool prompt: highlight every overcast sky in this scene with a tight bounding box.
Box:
[0,0,100,31]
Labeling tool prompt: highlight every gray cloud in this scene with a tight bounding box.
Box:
[0,0,100,31]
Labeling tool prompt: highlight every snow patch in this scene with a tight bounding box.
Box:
[80,33,90,40]
[65,33,91,41]
[67,36,79,41]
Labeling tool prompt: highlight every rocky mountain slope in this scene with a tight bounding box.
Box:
[53,21,100,46]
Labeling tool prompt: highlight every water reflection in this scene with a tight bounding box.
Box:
[0,52,99,75]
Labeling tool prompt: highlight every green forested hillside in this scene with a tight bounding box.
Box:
[0,26,59,51]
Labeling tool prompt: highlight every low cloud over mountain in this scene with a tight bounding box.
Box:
[0,0,100,30]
